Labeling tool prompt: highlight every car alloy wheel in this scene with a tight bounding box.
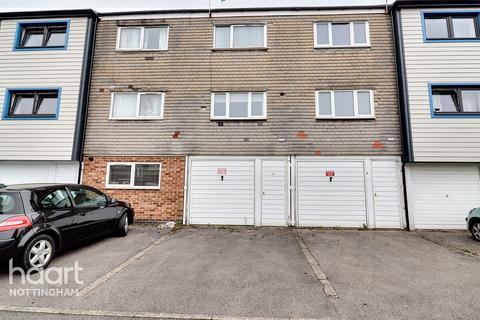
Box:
[472,222,480,241]
[124,216,129,234]
[29,239,53,268]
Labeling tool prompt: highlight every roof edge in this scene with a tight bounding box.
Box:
[392,0,480,10]
[0,9,97,19]
[98,5,388,17]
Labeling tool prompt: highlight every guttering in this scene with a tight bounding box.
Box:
[0,9,96,19]
[72,13,98,169]
[99,5,388,17]
[392,0,480,10]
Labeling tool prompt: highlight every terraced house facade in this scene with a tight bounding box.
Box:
[82,5,405,228]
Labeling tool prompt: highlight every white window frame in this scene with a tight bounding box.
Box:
[116,26,169,51]
[313,21,370,48]
[315,90,375,119]
[210,92,267,120]
[110,92,165,120]
[213,24,267,49]
[105,162,162,189]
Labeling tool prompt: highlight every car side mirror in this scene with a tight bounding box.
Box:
[109,198,117,205]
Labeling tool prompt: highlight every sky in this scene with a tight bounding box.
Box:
[0,0,395,13]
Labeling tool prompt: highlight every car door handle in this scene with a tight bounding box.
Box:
[79,212,88,216]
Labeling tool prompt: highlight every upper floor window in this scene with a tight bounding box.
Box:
[117,26,168,50]
[423,12,480,41]
[110,92,164,120]
[314,21,370,48]
[211,92,266,120]
[2,89,60,120]
[431,85,480,116]
[316,90,374,119]
[214,25,266,49]
[14,21,69,50]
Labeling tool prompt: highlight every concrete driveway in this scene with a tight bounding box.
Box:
[0,226,478,320]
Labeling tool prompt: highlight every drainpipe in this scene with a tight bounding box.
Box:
[391,6,412,230]
[72,12,98,183]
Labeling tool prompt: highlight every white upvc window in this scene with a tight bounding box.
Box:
[211,92,267,120]
[214,24,267,48]
[315,90,374,119]
[110,92,164,120]
[106,162,161,189]
[116,26,169,50]
[314,21,370,48]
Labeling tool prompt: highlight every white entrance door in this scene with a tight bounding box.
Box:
[407,165,480,229]
[297,161,367,227]
[261,160,288,226]
[372,160,403,228]
[189,160,255,225]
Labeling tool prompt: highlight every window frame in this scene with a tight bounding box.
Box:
[213,24,267,49]
[2,88,61,120]
[105,162,162,189]
[110,92,165,120]
[315,90,375,119]
[13,20,70,51]
[116,26,169,51]
[313,21,370,48]
[429,83,480,117]
[210,92,267,120]
[422,11,480,42]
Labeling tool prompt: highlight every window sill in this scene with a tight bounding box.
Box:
[109,118,164,121]
[13,46,67,52]
[433,112,480,118]
[2,116,58,120]
[314,45,371,50]
[316,116,375,120]
[211,47,268,52]
[211,117,267,121]
[115,49,168,52]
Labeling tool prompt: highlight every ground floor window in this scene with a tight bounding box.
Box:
[106,162,161,189]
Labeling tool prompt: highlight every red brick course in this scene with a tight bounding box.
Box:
[82,156,185,222]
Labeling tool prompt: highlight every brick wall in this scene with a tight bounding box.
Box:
[82,156,185,222]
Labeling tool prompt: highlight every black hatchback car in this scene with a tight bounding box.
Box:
[0,184,134,269]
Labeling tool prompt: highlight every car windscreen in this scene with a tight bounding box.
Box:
[0,192,24,215]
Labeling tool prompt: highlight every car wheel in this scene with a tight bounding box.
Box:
[21,234,55,270]
[116,214,129,237]
[471,221,480,242]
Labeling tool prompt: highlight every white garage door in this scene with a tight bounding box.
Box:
[407,165,480,229]
[297,161,367,227]
[261,160,288,226]
[0,161,79,185]
[189,160,256,225]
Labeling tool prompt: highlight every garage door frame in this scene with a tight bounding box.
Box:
[294,156,405,229]
[405,163,480,230]
[185,156,289,226]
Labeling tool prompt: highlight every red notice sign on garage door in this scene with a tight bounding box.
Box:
[217,168,227,175]
[325,170,335,177]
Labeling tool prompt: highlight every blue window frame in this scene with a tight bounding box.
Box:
[422,11,480,43]
[2,88,61,120]
[13,20,70,51]
[429,83,480,118]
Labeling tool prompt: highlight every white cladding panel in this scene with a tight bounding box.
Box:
[297,161,367,227]
[261,160,287,226]
[0,17,88,160]
[0,161,79,184]
[372,160,402,228]
[407,165,480,229]
[401,8,480,162]
[189,160,256,225]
